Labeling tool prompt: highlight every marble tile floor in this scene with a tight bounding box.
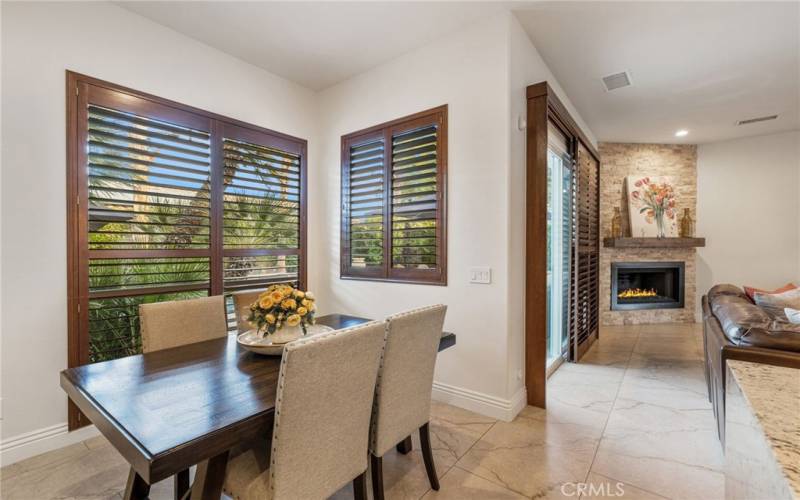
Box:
[0,323,723,500]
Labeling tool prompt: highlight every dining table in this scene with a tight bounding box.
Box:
[60,313,456,500]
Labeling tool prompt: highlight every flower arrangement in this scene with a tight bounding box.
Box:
[247,284,316,337]
[629,177,676,238]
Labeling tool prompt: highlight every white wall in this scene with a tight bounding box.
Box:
[313,13,517,417]
[696,130,800,314]
[507,15,596,396]
[1,1,317,457]
[312,12,596,417]
[1,2,597,464]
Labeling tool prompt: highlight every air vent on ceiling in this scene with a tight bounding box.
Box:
[602,71,632,91]
[736,115,778,126]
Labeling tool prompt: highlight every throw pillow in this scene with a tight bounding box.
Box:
[744,283,797,302]
[754,288,800,320]
[785,308,800,325]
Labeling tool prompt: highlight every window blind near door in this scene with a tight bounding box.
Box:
[391,125,439,271]
[347,139,385,269]
[86,104,213,362]
[573,142,600,356]
[547,122,570,159]
[222,137,301,291]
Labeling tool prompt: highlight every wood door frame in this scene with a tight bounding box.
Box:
[525,82,599,408]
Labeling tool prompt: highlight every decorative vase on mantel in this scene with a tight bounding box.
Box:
[679,208,694,238]
[610,207,623,238]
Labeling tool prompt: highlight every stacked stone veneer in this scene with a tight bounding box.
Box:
[599,143,697,325]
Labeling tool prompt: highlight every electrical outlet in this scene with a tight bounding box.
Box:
[470,267,491,284]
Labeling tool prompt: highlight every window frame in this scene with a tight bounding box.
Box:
[66,71,307,428]
[340,105,448,286]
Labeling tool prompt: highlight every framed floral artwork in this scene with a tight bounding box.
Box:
[625,175,678,238]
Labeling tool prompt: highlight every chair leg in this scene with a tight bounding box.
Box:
[353,469,368,500]
[396,435,413,454]
[370,454,385,500]
[174,468,190,500]
[419,422,439,491]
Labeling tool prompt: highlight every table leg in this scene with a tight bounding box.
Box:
[175,469,190,500]
[123,467,150,500]
[190,451,229,500]
[396,435,413,454]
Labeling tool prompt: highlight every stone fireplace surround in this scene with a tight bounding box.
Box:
[599,143,697,325]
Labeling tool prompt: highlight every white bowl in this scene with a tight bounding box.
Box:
[237,324,334,355]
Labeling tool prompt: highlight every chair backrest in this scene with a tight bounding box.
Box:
[269,321,386,499]
[139,296,228,353]
[231,290,262,333]
[370,304,447,457]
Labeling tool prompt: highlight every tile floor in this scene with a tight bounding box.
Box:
[0,323,724,499]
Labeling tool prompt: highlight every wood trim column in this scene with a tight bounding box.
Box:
[525,82,600,409]
[525,89,549,409]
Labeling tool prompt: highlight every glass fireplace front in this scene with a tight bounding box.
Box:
[611,262,685,310]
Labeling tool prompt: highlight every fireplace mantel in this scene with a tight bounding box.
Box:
[603,237,705,249]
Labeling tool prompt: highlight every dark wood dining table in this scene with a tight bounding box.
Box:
[60,314,456,500]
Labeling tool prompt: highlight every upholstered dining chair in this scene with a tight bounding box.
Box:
[369,304,447,500]
[139,295,228,353]
[222,320,387,500]
[139,295,228,498]
[231,289,262,333]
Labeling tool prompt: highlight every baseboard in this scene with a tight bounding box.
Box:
[1,423,99,467]
[432,382,527,422]
[1,385,526,466]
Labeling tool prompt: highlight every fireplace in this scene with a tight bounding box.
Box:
[611,262,685,310]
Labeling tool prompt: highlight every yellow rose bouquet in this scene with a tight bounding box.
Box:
[247,284,317,337]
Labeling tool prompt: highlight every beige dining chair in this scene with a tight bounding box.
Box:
[222,320,387,500]
[231,289,263,334]
[138,294,228,498]
[139,295,228,353]
[369,304,447,500]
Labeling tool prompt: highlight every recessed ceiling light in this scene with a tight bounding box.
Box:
[675,130,689,137]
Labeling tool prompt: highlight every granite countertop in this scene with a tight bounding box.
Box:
[727,360,800,497]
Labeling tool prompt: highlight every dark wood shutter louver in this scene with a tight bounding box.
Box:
[348,139,385,270]
[88,105,212,250]
[86,103,212,362]
[572,142,600,359]
[222,136,301,292]
[391,125,439,272]
[341,106,447,285]
[70,76,307,372]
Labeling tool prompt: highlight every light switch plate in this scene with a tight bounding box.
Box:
[470,267,491,284]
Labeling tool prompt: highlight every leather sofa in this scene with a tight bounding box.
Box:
[702,284,800,444]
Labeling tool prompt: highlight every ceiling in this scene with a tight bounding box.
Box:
[117,1,501,91]
[118,1,799,144]
[514,2,800,144]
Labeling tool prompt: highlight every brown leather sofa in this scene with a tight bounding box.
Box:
[702,284,800,444]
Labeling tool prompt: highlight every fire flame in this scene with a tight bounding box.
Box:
[618,288,658,299]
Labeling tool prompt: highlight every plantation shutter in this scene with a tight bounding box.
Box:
[341,131,386,279]
[390,123,441,277]
[80,86,213,364]
[70,78,306,370]
[341,106,447,285]
[222,125,305,294]
[571,141,599,360]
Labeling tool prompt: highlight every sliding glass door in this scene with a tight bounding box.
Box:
[546,123,572,371]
